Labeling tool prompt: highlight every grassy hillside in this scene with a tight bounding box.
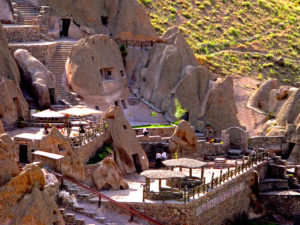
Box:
[138,0,300,84]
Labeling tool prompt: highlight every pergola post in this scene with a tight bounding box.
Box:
[189,168,192,177]
[201,167,204,181]
[158,179,162,191]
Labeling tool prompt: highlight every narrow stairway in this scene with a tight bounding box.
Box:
[12,0,40,25]
[47,41,82,108]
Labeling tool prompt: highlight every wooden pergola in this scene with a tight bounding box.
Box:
[163,158,206,179]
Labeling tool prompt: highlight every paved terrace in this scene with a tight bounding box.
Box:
[98,165,242,204]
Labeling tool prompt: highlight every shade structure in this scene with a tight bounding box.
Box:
[58,106,103,117]
[32,109,65,118]
[163,158,206,169]
[141,170,186,179]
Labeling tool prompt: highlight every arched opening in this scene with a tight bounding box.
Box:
[60,18,71,37]
[48,88,55,105]
[19,144,28,163]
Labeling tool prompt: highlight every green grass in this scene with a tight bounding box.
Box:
[132,124,173,128]
[138,0,300,84]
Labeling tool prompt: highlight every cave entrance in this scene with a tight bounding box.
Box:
[60,18,70,37]
[49,88,55,105]
[19,144,28,163]
[132,154,142,173]
[101,16,108,26]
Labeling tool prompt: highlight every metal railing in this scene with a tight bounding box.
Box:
[55,173,162,225]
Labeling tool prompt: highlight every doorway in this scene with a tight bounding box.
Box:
[101,16,108,26]
[19,144,28,163]
[60,18,70,37]
[49,88,55,105]
[132,154,142,173]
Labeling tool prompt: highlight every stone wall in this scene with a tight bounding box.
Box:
[73,134,105,165]
[3,25,40,42]
[103,162,268,225]
[260,191,300,216]
[133,126,176,137]
[198,141,226,160]
[248,136,285,148]
[9,42,58,66]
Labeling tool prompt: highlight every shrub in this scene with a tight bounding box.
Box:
[174,98,187,120]
[228,27,240,37]
[141,0,152,6]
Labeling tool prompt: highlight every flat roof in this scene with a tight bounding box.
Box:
[33,151,64,160]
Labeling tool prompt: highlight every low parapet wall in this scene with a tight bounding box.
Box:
[9,41,58,66]
[103,161,268,225]
[248,136,286,148]
[133,126,175,137]
[4,25,40,42]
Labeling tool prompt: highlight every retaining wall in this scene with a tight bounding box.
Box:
[3,25,40,42]
[9,41,58,66]
[133,127,175,137]
[103,162,268,225]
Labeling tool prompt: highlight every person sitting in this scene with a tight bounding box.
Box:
[156,151,162,168]
[143,128,149,136]
[204,124,214,142]
[162,151,168,161]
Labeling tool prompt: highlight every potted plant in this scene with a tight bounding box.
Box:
[17,120,25,128]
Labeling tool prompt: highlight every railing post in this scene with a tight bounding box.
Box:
[211,172,214,189]
[98,195,102,208]
[220,169,223,184]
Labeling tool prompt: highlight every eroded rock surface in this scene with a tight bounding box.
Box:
[205,76,241,134]
[169,120,198,157]
[0,23,29,126]
[92,157,128,190]
[0,164,64,225]
[0,132,19,186]
[66,34,129,107]
[14,49,58,108]
[101,106,149,174]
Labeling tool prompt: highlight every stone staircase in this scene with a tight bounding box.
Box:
[12,0,40,25]
[47,42,82,107]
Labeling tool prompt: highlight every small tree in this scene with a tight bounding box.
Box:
[174,98,187,121]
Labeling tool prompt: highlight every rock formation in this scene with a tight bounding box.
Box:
[0,132,19,186]
[0,163,64,225]
[168,120,198,157]
[205,76,241,134]
[14,49,58,108]
[0,0,13,21]
[137,27,211,129]
[38,127,85,182]
[101,106,149,174]
[248,78,292,115]
[0,22,29,126]
[66,34,129,108]
[39,0,157,41]
[92,157,128,190]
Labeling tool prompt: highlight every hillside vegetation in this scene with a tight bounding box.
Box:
[138,0,300,84]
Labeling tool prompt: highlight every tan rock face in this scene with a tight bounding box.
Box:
[169,120,198,157]
[39,0,157,41]
[0,23,29,126]
[38,127,85,182]
[14,49,58,108]
[138,28,211,129]
[92,157,128,190]
[0,164,64,225]
[0,133,19,186]
[0,0,13,21]
[277,88,300,126]
[205,76,241,134]
[66,34,129,107]
[101,106,149,174]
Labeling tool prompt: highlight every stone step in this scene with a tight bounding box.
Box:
[259,178,289,192]
[65,213,75,223]
[95,216,106,223]
[73,205,85,213]
[74,218,86,225]
[83,211,97,218]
